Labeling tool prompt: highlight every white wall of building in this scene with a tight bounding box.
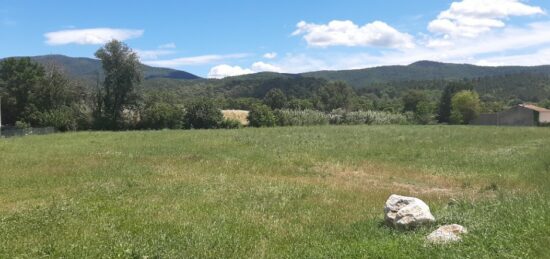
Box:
[539,112,550,123]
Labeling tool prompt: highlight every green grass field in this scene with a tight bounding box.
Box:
[1,125,550,258]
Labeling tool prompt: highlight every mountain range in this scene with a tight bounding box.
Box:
[3,55,550,102]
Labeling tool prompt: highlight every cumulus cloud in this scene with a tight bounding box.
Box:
[44,28,144,45]
[251,62,282,72]
[143,53,249,67]
[263,52,277,59]
[428,0,544,38]
[207,61,282,79]
[207,65,254,79]
[292,20,414,49]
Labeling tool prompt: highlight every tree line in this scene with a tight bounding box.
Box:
[0,40,538,131]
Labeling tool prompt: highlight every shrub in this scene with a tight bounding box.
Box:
[37,107,78,131]
[248,104,277,127]
[219,119,243,129]
[274,109,329,126]
[14,121,30,129]
[140,102,185,129]
[184,99,223,129]
[330,110,409,125]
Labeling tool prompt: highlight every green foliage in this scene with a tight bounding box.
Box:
[0,58,86,130]
[540,99,550,109]
[263,88,287,109]
[184,98,223,129]
[140,102,185,130]
[14,120,30,129]
[94,40,142,130]
[219,119,243,129]
[316,81,357,112]
[0,58,45,124]
[438,82,473,123]
[330,110,410,125]
[274,109,329,126]
[286,98,314,110]
[401,90,435,124]
[450,90,481,125]
[402,90,428,113]
[29,106,78,131]
[248,104,276,127]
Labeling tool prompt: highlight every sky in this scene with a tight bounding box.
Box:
[1,0,550,78]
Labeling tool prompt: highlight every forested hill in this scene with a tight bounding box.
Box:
[301,61,550,88]
[4,55,201,82]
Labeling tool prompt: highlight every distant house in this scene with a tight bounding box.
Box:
[472,104,550,126]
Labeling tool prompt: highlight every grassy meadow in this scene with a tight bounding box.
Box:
[1,125,550,258]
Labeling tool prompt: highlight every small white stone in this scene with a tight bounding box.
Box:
[427,224,468,244]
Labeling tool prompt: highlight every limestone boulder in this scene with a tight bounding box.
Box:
[384,194,435,229]
[427,224,468,244]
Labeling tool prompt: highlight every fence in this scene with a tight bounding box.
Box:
[0,127,56,138]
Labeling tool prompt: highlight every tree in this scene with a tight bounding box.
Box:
[0,58,45,125]
[450,90,481,125]
[248,104,277,127]
[438,82,473,123]
[184,98,223,129]
[401,90,435,124]
[94,40,142,129]
[263,88,287,109]
[402,90,428,113]
[316,81,357,112]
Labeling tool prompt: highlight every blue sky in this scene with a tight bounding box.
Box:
[1,0,550,78]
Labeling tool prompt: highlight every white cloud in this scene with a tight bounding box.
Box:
[428,0,544,38]
[260,21,550,74]
[293,20,415,49]
[44,28,144,45]
[158,43,176,49]
[143,53,249,67]
[135,49,175,60]
[207,61,283,79]
[475,48,550,66]
[251,62,282,72]
[207,65,254,79]
[263,52,277,59]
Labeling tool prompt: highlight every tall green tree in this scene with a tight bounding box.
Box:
[450,90,481,125]
[0,58,45,124]
[263,88,287,109]
[437,82,473,123]
[316,81,357,112]
[94,40,142,129]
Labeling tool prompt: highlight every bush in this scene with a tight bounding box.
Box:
[184,99,223,129]
[330,110,409,125]
[248,104,277,127]
[219,119,243,129]
[14,121,30,129]
[140,102,185,129]
[275,109,329,126]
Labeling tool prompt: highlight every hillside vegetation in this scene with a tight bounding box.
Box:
[1,125,549,258]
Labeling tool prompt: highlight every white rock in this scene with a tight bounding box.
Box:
[427,224,468,244]
[384,194,435,229]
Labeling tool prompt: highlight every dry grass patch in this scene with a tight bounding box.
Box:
[223,110,249,126]
[305,161,503,202]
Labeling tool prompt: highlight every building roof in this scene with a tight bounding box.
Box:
[519,104,550,112]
